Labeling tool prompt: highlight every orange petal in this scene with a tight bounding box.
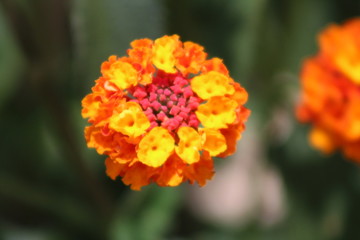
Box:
[105,157,126,180]
[156,154,186,187]
[201,57,229,76]
[176,41,207,75]
[319,19,360,84]
[85,126,114,155]
[309,127,337,154]
[122,162,156,190]
[200,128,227,156]
[184,151,214,186]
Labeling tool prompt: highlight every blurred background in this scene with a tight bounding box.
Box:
[1,0,360,239]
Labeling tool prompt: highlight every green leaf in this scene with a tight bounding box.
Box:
[110,186,183,240]
[0,5,25,110]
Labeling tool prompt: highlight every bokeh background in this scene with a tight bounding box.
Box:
[1,0,360,239]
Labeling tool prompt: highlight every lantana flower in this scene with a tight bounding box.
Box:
[82,35,250,190]
[297,18,360,162]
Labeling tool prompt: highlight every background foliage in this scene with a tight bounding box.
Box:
[1,0,360,239]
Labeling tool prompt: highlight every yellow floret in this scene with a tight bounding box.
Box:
[109,102,150,138]
[106,61,138,89]
[196,96,238,129]
[175,127,202,164]
[190,71,235,99]
[152,35,179,73]
[137,127,175,167]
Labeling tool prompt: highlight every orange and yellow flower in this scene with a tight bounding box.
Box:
[297,18,360,163]
[82,35,250,190]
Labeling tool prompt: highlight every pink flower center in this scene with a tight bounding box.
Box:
[129,70,201,131]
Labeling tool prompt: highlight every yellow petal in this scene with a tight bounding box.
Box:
[106,61,138,89]
[175,127,202,164]
[152,35,180,73]
[196,96,238,129]
[137,127,175,167]
[200,128,227,156]
[109,102,150,138]
[191,71,235,99]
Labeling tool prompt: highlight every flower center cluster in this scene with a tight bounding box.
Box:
[129,71,201,131]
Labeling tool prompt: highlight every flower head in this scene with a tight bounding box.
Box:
[297,18,360,163]
[82,35,250,190]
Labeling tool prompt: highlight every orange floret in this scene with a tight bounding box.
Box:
[319,18,360,84]
[176,41,207,75]
[82,35,250,190]
[200,128,227,156]
[202,57,229,76]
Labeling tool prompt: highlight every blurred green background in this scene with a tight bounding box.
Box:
[1,0,360,239]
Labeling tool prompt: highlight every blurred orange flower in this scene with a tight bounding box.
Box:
[297,18,360,162]
[82,35,250,190]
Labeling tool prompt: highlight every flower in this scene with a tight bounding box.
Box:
[296,18,360,163]
[82,35,250,190]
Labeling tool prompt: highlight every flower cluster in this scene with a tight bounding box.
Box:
[297,18,360,162]
[82,35,250,190]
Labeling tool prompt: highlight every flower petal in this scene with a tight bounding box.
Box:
[81,93,101,120]
[319,19,360,84]
[109,102,150,138]
[309,127,337,154]
[103,58,139,89]
[128,38,155,85]
[231,82,249,105]
[175,126,202,164]
[105,157,125,180]
[191,71,235,100]
[85,126,114,155]
[137,127,175,167]
[152,35,180,73]
[196,96,238,129]
[176,41,207,75]
[200,128,227,156]
[201,57,229,75]
[184,151,214,186]
[122,162,156,190]
[156,154,185,187]
[110,134,137,164]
